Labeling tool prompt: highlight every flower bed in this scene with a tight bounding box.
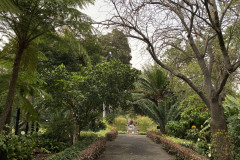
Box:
[147,131,209,160]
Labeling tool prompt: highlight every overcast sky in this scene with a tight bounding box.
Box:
[82,0,153,70]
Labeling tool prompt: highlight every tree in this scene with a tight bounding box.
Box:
[106,0,240,159]
[100,29,132,64]
[0,0,93,131]
[134,65,179,133]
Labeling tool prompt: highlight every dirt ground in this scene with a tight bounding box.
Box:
[98,134,176,160]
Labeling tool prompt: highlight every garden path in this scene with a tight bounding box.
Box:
[98,134,175,160]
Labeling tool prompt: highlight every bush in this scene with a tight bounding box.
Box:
[46,136,97,160]
[147,131,161,144]
[179,95,210,129]
[135,116,153,132]
[114,116,127,131]
[166,121,187,138]
[75,137,107,160]
[33,134,70,153]
[106,113,119,124]
[105,130,118,141]
[0,132,35,160]
[147,131,209,160]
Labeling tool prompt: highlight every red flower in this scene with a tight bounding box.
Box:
[205,109,208,112]
[184,100,187,103]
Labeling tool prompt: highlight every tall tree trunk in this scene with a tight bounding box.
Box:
[25,122,29,134]
[210,97,230,160]
[72,123,80,144]
[36,122,39,132]
[31,122,34,134]
[0,46,25,131]
[15,108,20,135]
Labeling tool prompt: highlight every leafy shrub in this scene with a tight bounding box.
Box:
[0,132,35,160]
[106,113,119,124]
[166,121,187,138]
[105,130,118,141]
[223,95,240,159]
[46,136,97,160]
[186,129,199,142]
[114,116,127,131]
[179,95,210,128]
[83,120,106,132]
[162,135,193,148]
[147,131,209,160]
[33,134,69,153]
[135,116,153,132]
[45,116,74,142]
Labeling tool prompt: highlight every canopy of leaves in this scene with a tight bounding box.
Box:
[100,29,132,64]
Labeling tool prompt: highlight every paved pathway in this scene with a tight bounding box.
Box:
[98,134,176,160]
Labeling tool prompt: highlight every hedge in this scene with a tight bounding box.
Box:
[46,130,118,160]
[147,131,209,160]
[74,137,107,160]
[105,130,118,141]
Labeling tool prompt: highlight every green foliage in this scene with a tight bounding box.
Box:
[38,31,91,72]
[84,120,106,132]
[179,94,210,128]
[161,135,194,147]
[223,95,240,159]
[186,129,200,142]
[166,121,188,139]
[106,113,119,124]
[114,116,127,131]
[83,59,140,109]
[44,115,74,142]
[134,65,180,133]
[100,29,132,64]
[135,116,153,132]
[32,134,70,153]
[0,132,35,160]
[46,136,97,160]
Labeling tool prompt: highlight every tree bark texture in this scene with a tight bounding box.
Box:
[15,108,20,135]
[0,46,25,132]
[210,98,230,160]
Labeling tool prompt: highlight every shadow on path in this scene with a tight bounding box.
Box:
[98,134,176,160]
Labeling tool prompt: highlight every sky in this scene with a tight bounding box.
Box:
[82,0,153,70]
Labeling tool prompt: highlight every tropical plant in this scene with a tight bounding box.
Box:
[0,0,93,132]
[134,65,180,133]
[223,95,240,159]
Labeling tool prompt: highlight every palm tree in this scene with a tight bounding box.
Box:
[133,65,180,133]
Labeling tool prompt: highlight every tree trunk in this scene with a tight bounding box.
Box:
[0,46,25,132]
[25,122,29,134]
[36,122,39,132]
[15,108,20,135]
[210,98,231,160]
[31,122,34,134]
[72,123,80,144]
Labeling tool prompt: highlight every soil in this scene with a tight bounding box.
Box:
[98,134,176,160]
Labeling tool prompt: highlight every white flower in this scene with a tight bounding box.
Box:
[208,153,211,157]
[21,131,25,135]
[197,138,200,141]
[209,146,211,149]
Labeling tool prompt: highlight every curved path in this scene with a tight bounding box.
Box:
[98,134,175,160]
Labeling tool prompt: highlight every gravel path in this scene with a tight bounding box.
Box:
[98,134,176,160]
